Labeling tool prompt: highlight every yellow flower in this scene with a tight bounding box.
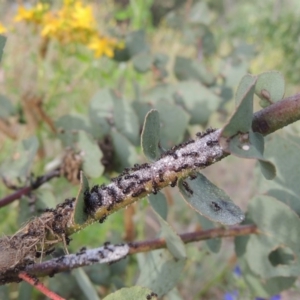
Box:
[14,3,49,24]
[88,35,118,58]
[13,0,120,57]
[72,1,96,30]
[0,23,7,34]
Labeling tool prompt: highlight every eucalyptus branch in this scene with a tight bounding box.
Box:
[0,224,257,284]
[0,93,300,278]
[0,168,61,208]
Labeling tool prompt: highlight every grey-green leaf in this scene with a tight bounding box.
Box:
[136,249,185,297]
[154,210,186,260]
[0,35,6,63]
[174,81,220,125]
[113,95,140,145]
[174,56,215,85]
[111,129,137,171]
[148,192,168,220]
[255,71,285,108]
[178,173,244,225]
[197,214,221,253]
[221,75,257,139]
[246,195,300,278]
[132,52,153,73]
[77,131,104,178]
[226,130,276,180]
[89,89,114,139]
[73,172,90,225]
[73,268,100,300]
[155,101,190,149]
[256,132,300,215]
[103,286,154,300]
[126,30,149,57]
[141,109,160,161]
[238,259,296,298]
[0,136,39,181]
[219,75,257,152]
[56,114,90,147]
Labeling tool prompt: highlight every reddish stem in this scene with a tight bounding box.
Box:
[18,272,65,300]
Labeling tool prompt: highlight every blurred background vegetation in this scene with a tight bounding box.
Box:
[1,0,300,299]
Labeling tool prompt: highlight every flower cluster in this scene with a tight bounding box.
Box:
[14,0,119,58]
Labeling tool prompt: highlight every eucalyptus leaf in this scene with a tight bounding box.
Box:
[226,130,276,180]
[256,132,300,215]
[197,214,221,253]
[143,83,176,104]
[154,210,186,260]
[141,109,160,161]
[221,58,249,88]
[255,71,285,108]
[126,30,149,57]
[89,89,114,139]
[136,249,185,297]
[111,129,137,171]
[221,75,257,138]
[73,268,100,300]
[84,264,111,286]
[239,259,296,298]
[49,271,86,299]
[148,192,168,220]
[174,56,215,85]
[103,286,154,300]
[246,195,300,278]
[73,172,90,225]
[132,101,154,125]
[219,76,257,152]
[0,136,39,181]
[132,52,153,73]
[56,114,90,147]
[77,131,104,178]
[113,95,139,145]
[0,35,6,63]
[155,101,190,149]
[175,81,220,125]
[178,173,244,225]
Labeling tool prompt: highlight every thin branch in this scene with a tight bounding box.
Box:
[18,272,65,300]
[0,224,257,284]
[252,93,300,135]
[0,168,61,208]
[128,224,258,254]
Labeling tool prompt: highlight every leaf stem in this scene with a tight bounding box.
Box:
[0,168,61,208]
[18,272,65,300]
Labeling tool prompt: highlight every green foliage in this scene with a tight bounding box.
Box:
[197,214,221,253]
[73,268,100,300]
[220,74,276,180]
[141,109,161,161]
[178,173,244,225]
[0,136,39,182]
[2,1,300,299]
[0,35,6,63]
[73,172,90,225]
[103,286,154,300]
[255,71,285,108]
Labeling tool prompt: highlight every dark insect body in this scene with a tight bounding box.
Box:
[182,181,194,195]
[211,201,221,211]
[170,177,178,187]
